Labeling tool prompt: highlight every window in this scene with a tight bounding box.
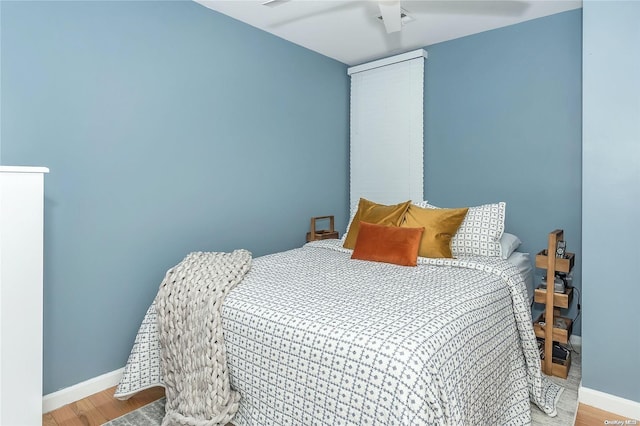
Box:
[348,49,426,211]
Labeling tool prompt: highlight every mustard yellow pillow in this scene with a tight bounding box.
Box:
[343,198,412,249]
[400,205,469,258]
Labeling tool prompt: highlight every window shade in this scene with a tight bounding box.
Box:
[349,53,425,212]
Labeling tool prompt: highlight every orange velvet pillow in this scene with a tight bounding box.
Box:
[351,222,424,267]
[400,204,469,258]
[343,198,412,249]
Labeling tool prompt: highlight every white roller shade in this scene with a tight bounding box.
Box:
[349,50,426,211]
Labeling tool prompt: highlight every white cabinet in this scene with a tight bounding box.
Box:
[0,166,48,425]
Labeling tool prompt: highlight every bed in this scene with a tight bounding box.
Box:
[115,235,559,425]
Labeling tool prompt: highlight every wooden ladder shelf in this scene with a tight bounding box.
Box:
[535,229,575,378]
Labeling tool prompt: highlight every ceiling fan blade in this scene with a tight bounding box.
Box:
[405,1,529,17]
[268,2,362,29]
[378,0,402,34]
[261,0,291,7]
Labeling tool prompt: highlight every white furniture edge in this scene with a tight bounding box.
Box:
[347,48,427,75]
[42,368,124,413]
[579,386,640,420]
[0,166,49,173]
[1,167,49,424]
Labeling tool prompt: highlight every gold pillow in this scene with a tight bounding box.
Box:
[343,198,412,249]
[400,205,469,258]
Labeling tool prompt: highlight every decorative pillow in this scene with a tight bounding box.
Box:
[342,200,427,243]
[401,205,469,258]
[424,202,506,257]
[351,222,424,266]
[342,198,412,249]
[500,232,522,260]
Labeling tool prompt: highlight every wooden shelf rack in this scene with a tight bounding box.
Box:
[535,229,574,378]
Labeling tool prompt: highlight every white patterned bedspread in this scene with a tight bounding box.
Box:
[115,239,561,425]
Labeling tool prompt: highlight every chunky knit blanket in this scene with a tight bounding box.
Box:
[155,250,252,426]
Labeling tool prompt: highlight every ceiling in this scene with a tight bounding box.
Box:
[194,0,582,66]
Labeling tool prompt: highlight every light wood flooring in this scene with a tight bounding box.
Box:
[43,386,165,426]
[575,403,638,426]
[43,387,636,426]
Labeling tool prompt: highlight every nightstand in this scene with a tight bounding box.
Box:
[534,229,575,378]
[306,216,339,242]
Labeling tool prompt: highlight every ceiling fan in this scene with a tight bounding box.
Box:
[261,0,528,35]
[262,0,406,34]
[377,1,404,33]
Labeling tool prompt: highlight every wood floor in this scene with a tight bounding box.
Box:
[43,386,165,426]
[575,403,638,426]
[44,387,636,426]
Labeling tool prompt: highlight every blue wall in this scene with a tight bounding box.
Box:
[1,0,349,394]
[423,10,583,333]
[582,1,640,403]
[2,0,587,396]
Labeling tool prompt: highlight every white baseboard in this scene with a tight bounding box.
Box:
[42,368,124,414]
[579,386,640,420]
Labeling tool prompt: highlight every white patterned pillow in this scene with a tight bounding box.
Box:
[424,202,506,257]
[341,207,358,243]
[412,200,430,208]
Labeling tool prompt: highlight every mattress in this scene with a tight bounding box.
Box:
[506,251,534,304]
[115,240,561,425]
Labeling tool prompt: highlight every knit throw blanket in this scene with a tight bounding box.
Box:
[155,250,252,426]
